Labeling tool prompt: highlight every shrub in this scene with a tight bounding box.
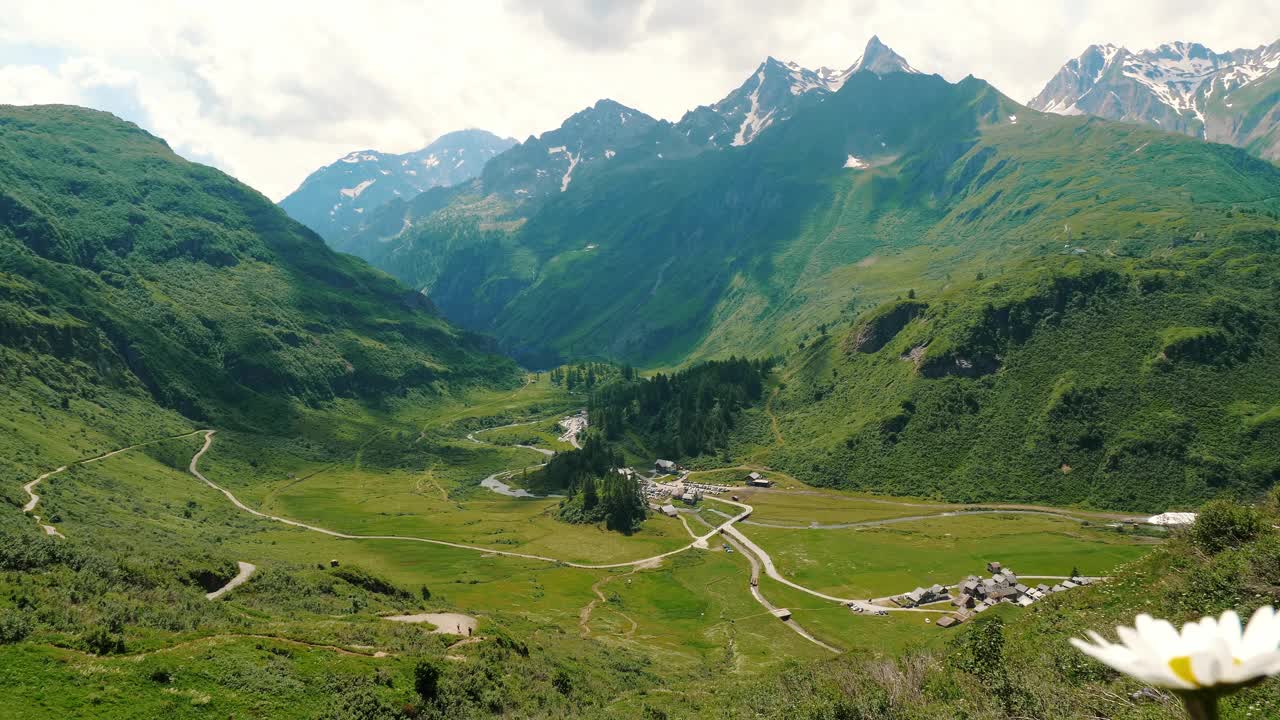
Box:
[331,566,412,599]
[1191,500,1266,554]
[0,609,32,644]
[82,625,126,655]
[414,659,442,703]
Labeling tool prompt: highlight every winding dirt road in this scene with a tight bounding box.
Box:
[206,561,256,600]
[21,430,209,535]
[722,532,841,654]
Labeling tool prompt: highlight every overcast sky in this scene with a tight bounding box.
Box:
[1,1,1275,200]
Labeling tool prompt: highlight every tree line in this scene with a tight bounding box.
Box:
[547,362,630,391]
[588,357,773,460]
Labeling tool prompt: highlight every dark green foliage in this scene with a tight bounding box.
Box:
[1191,500,1267,554]
[413,659,442,703]
[591,358,772,460]
[536,435,623,494]
[538,435,648,532]
[82,624,126,655]
[548,362,618,390]
[331,566,414,600]
[0,609,32,644]
[557,469,649,534]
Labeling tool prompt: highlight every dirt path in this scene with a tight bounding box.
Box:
[22,430,209,536]
[579,560,657,638]
[415,466,449,501]
[189,431,738,570]
[206,561,256,600]
[706,498,945,615]
[765,387,784,447]
[705,507,1103,530]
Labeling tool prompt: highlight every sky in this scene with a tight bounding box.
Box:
[0,1,1275,200]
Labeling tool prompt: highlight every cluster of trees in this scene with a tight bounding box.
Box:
[555,469,649,534]
[536,435,647,533]
[547,362,629,391]
[589,357,774,460]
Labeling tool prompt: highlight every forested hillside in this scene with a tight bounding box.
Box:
[0,105,518,433]
[590,358,773,460]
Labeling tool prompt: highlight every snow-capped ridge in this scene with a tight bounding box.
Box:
[686,36,923,147]
[1029,37,1280,162]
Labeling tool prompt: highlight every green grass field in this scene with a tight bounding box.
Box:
[743,513,1154,601]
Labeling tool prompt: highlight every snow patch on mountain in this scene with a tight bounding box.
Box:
[731,69,775,146]
[339,179,375,199]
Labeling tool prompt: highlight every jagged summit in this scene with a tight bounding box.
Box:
[479,98,666,200]
[677,36,923,147]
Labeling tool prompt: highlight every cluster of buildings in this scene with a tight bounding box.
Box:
[889,561,1099,629]
[645,464,772,517]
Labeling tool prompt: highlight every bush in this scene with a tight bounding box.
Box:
[331,566,412,599]
[82,625,126,655]
[414,659,442,703]
[0,609,32,644]
[1191,500,1266,554]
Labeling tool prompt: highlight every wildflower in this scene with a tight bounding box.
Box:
[1071,607,1280,719]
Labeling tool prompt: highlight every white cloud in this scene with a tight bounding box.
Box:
[0,0,1274,200]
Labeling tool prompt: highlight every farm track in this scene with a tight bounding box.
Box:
[21,430,209,535]
[722,532,841,654]
[704,507,1106,530]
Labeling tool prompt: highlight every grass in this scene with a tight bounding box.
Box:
[742,513,1155,601]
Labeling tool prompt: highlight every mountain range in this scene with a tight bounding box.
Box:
[286,37,1280,371]
[1030,40,1280,161]
[279,129,516,242]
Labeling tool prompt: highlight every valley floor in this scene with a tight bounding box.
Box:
[6,374,1156,681]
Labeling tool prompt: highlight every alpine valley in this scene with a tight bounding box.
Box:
[4,23,1280,720]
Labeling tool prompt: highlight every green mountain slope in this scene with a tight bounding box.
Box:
[0,105,518,428]
[751,233,1280,512]
[339,68,1280,368]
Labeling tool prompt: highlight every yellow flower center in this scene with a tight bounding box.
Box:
[1168,655,1244,687]
[1168,656,1200,687]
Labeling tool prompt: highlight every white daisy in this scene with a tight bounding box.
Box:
[1070,606,1280,691]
